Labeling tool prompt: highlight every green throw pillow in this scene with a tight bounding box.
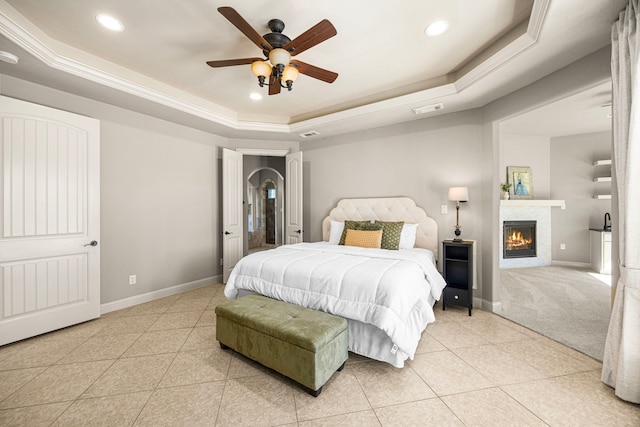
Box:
[339,220,382,245]
[375,220,405,250]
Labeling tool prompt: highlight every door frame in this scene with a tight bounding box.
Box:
[222,148,302,282]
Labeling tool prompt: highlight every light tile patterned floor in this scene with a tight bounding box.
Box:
[0,283,638,426]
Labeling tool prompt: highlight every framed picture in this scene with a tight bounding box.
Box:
[507,166,533,200]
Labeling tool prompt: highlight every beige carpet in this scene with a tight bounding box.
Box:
[498,265,611,361]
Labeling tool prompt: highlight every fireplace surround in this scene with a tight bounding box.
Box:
[503,220,536,258]
[499,200,563,269]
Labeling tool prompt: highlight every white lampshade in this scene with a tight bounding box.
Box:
[251,61,272,78]
[269,48,291,67]
[448,186,469,202]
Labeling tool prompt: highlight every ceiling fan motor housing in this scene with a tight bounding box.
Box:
[263,19,293,54]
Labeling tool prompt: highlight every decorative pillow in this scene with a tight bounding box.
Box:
[344,229,383,249]
[338,220,380,245]
[328,220,345,244]
[374,220,404,250]
[399,223,419,249]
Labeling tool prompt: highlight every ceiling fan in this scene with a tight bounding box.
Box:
[206,7,338,95]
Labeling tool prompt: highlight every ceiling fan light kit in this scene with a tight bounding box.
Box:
[268,48,290,67]
[207,7,338,95]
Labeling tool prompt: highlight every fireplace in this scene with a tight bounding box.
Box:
[503,220,536,258]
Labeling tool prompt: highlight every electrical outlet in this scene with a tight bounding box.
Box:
[440,205,448,214]
[129,275,137,285]
[560,243,566,250]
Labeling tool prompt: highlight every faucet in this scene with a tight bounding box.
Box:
[604,212,611,231]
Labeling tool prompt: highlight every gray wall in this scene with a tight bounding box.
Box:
[300,110,485,293]
[550,131,612,263]
[500,134,551,199]
[498,131,612,265]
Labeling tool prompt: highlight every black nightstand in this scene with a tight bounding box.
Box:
[442,240,474,316]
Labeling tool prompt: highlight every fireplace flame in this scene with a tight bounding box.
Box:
[507,231,532,249]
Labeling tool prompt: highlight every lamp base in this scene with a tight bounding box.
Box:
[453,226,462,243]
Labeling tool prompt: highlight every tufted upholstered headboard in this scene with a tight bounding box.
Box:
[321,197,439,256]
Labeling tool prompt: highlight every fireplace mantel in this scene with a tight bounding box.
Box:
[500,200,566,209]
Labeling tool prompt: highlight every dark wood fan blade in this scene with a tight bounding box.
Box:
[291,60,338,83]
[284,19,337,56]
[206,57,264,68]
[218,7,273,51]
[269,74,281,95]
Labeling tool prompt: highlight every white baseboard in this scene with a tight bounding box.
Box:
[551,260,591,268]
[475,297,501,313]
[101,275,222,314]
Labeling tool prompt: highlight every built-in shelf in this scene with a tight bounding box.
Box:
[593,159,611,199]
[500,200,566,209]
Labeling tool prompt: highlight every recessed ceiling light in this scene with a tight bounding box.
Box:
[96,14,124,32]
[249,93,262,101]
[425,20,449,37]
[0,50,19,64]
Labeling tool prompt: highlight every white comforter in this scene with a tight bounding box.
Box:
[224,242,447,364]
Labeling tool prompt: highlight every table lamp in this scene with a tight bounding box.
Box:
[448,186,469,242]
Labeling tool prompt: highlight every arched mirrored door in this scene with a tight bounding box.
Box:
[246,169,284,253]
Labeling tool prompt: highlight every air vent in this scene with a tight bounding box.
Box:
[0,50,19,64]
[412,103,444,115]
[299,130,320,138]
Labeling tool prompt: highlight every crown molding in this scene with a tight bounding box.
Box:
[454,0,550,93]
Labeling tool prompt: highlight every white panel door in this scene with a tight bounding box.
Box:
[285,151,303,244]
[0,96,100,346]
[222,148,243,283]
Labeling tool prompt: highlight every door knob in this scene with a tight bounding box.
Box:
[295,230,302,234]
[84,240,98,247]
[224,231,233,235]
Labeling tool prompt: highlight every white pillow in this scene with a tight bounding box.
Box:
[328,220,345,244]
[399,223,419,249]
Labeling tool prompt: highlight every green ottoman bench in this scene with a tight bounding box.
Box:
[215,295,348,396]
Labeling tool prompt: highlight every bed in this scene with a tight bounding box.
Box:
[224,197,446,367]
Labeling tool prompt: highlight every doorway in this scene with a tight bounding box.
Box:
[495,83,612,360]
[243,156,285,255]
[222,149,302,283]
[246,167,284,254]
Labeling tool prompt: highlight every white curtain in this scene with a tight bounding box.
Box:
[601,0,640,404]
